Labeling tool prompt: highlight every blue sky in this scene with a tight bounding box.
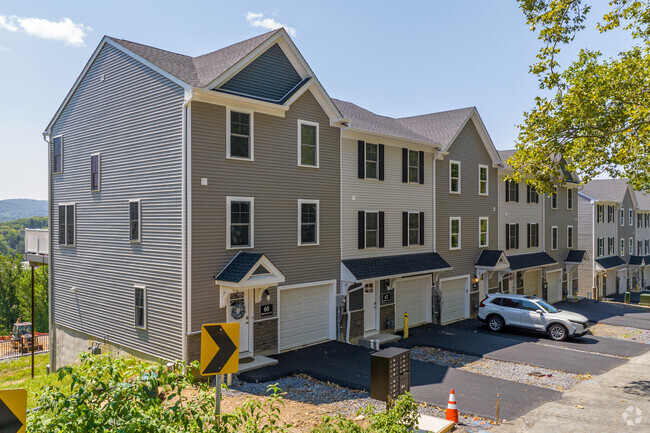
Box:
[0,0,632,200]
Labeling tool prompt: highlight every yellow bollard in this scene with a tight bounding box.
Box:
[496,393,501,424]
[404,313,409,339]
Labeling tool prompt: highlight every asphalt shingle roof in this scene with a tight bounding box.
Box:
[580,179,630,203]
[214,252,264,283]
[506,252,557,271]
[595,256,626,270]
[396,107,475,148]
[629,255,644,266]
[342,252,451,281]
[109,29,280,88]
[476,250,506,267]
[565,250,587,264]
[635,191,650,211]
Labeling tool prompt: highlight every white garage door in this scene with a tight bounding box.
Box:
[546,270,561,304]
[440,276,468,325]
[279,283,332,352]
[615,270,626,295]
[395,276,431,330]
[524,270,540,297]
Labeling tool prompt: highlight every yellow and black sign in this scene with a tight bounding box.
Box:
[200,323,239,376]
[0,388,27,433]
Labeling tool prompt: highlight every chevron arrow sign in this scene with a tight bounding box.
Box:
[200,323,239,376]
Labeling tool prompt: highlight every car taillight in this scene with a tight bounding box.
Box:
[479,296,489,308]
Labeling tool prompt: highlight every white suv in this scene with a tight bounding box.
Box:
[477,294,590,341]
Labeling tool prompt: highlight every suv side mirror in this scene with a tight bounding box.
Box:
[536,309,544,315]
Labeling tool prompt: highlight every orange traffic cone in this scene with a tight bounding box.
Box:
[446,388,459,423]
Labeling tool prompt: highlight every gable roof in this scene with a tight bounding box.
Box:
[475,250,509,268]
[396,107,474,148]
[565,250,587,264]
[579,179,634,204]
[595,255,626,270]
[108,30,280,88]
[635,191,650,211]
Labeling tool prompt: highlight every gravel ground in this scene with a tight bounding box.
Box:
[589,323,650,344]
[411,347,587,391]
[226,375,495,432]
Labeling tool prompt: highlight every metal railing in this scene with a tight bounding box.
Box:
[25,229,48,255]
[0,334,49,361]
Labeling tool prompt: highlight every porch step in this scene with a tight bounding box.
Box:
[237,355,278,374]
[359,333,401,349]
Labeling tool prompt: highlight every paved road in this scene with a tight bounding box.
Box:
[240,341,561,420]
[388,324,626,374]
[556,300,650,330]
[606,290,650,305]
[449,319,649,358]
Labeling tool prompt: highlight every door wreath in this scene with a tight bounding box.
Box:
[230,299,246,320]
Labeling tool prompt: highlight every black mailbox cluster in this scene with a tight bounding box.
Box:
[370,347,410,404]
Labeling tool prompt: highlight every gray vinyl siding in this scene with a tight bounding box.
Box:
[577,196,595,295]
[620,189,635,258]
[341,137,434,260]
[545,186,579,268]
[435,119,498,278]
[50,43,185,361]
[190,89,340,331]
[219,43,302,102]
[497,175,543,254]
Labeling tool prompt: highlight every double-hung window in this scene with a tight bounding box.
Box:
[129,200,141,242]
[597,238,604,257]
[646,240,649,255]
[597,205,604,223]
[365,142,378,179]
[638,214,643,229]
[638,240,644,255]
[608,237,614,255]
[409,150,420,183]
[409,212,421,245]
[608,205,614,223]
[90,153,100,191]
[527,185,539,204]
[449,161,460,193]
[620,208,625,226]
[646,214,649,228]
[298,200,319,245]
[450,217,461,250]
[550,187,558,209]
[227,197,253,248]
[52,135,63,173]
[567,226,574,249]
[629,209,634,226]
[505,180,519,202]
[551,226,558,250]
[365,212,379,248]
[567,188,573,210]
[478,165,488,195]
[479,217,488,247]
[227,109,253,159]
[629,237,634,255]
[505,223,519,250]
[527,223,539,248]
[298,120,318,167]
[134,285,146,329]
[58,204,75,246]
[621,238,625,256]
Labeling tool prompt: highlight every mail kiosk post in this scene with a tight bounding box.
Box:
[370,347,411,406]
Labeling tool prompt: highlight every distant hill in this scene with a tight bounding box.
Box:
[0,199,48,222]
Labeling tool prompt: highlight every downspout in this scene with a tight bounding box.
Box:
[181,90,194,362]
[42,132,53,373]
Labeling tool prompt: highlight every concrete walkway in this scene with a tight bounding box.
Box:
[494,350,650,432]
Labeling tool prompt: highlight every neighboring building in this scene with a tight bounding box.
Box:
[634,191,650,289]
[399,108,501,323]
[44,29,345,369]
[577,179,638,297]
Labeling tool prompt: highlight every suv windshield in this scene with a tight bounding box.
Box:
[536,300,559,314]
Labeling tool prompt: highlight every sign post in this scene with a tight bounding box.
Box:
[0,388,27,433]
[200,323,239,418]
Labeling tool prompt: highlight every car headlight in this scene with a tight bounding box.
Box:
[568,319,587,326]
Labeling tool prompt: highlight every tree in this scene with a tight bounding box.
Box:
[0,254,22,334]
[508,0,650,193]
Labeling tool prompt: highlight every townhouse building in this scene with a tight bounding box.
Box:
[577,179,637,297]
[45,29,345,369]
[634,191,650,288]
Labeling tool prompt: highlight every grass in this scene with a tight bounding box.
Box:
[0,354,69,408]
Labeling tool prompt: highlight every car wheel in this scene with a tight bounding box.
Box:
[548,324,568,341]
[488,315,505,332]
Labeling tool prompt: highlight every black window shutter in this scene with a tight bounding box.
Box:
[358,211,365,249]
[419,211,425,245]
[378,211,385,248]
[402,148,408,183]
[527,223,531,248]
[379,144,385,181]
[515,224,520,249]
[505,181,510,202]
[419,151,425,184]
[515,183,519,202]
[505,224,510,250]
[358,141,365,179]
[402,212,408,246]
[527,185,531,203]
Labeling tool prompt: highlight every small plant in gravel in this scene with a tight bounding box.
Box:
[312,392,420,433]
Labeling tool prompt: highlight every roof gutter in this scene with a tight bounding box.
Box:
[343,127,442,150]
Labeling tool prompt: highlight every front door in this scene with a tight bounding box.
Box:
[228,290,251,354]
[364,283,377,333]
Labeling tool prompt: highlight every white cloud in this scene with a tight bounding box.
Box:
[246,12,296,37]
[0,46,10,51]
[0,15,91,46]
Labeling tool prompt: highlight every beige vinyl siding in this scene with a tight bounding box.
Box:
[50,43,185,361]
[620,190,635,259]
[436,119,498,278]
[341,137,434,259]
[545,186,579,275]
[497,175,543,254]
[190,89,340,332]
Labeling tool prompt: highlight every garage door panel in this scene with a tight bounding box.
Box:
[547,270,561,304]
[440,277,467,325]
[395,276,431,329]
[279,284,331,352]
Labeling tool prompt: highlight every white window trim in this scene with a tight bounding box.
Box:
[226,196,254,249]
[129,199,142,243]
[449,160,461,194]
[226,107,254,161]
[567,225,573,249]
[478,164,488,196]
[629,209,634,226]
[364,142,379,181]
[90,152,101,192]
[551,226,558,250]
[620,208,625,226]
[550,186,558,209]
[297,119,319,168]
[478,216,489,248]
[297,199,319,246]
[567,188,573,210]
[629,237,634,255]
[58,202,76,247]
[365,210,380,249]
[52,134,64,174]
[134,284,147,330]
[449,217,461,250]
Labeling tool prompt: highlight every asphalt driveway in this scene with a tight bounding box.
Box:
[239,341,560,420]
[555,299,650,330]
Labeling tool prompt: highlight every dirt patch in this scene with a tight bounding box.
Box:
[589,323,650,344]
